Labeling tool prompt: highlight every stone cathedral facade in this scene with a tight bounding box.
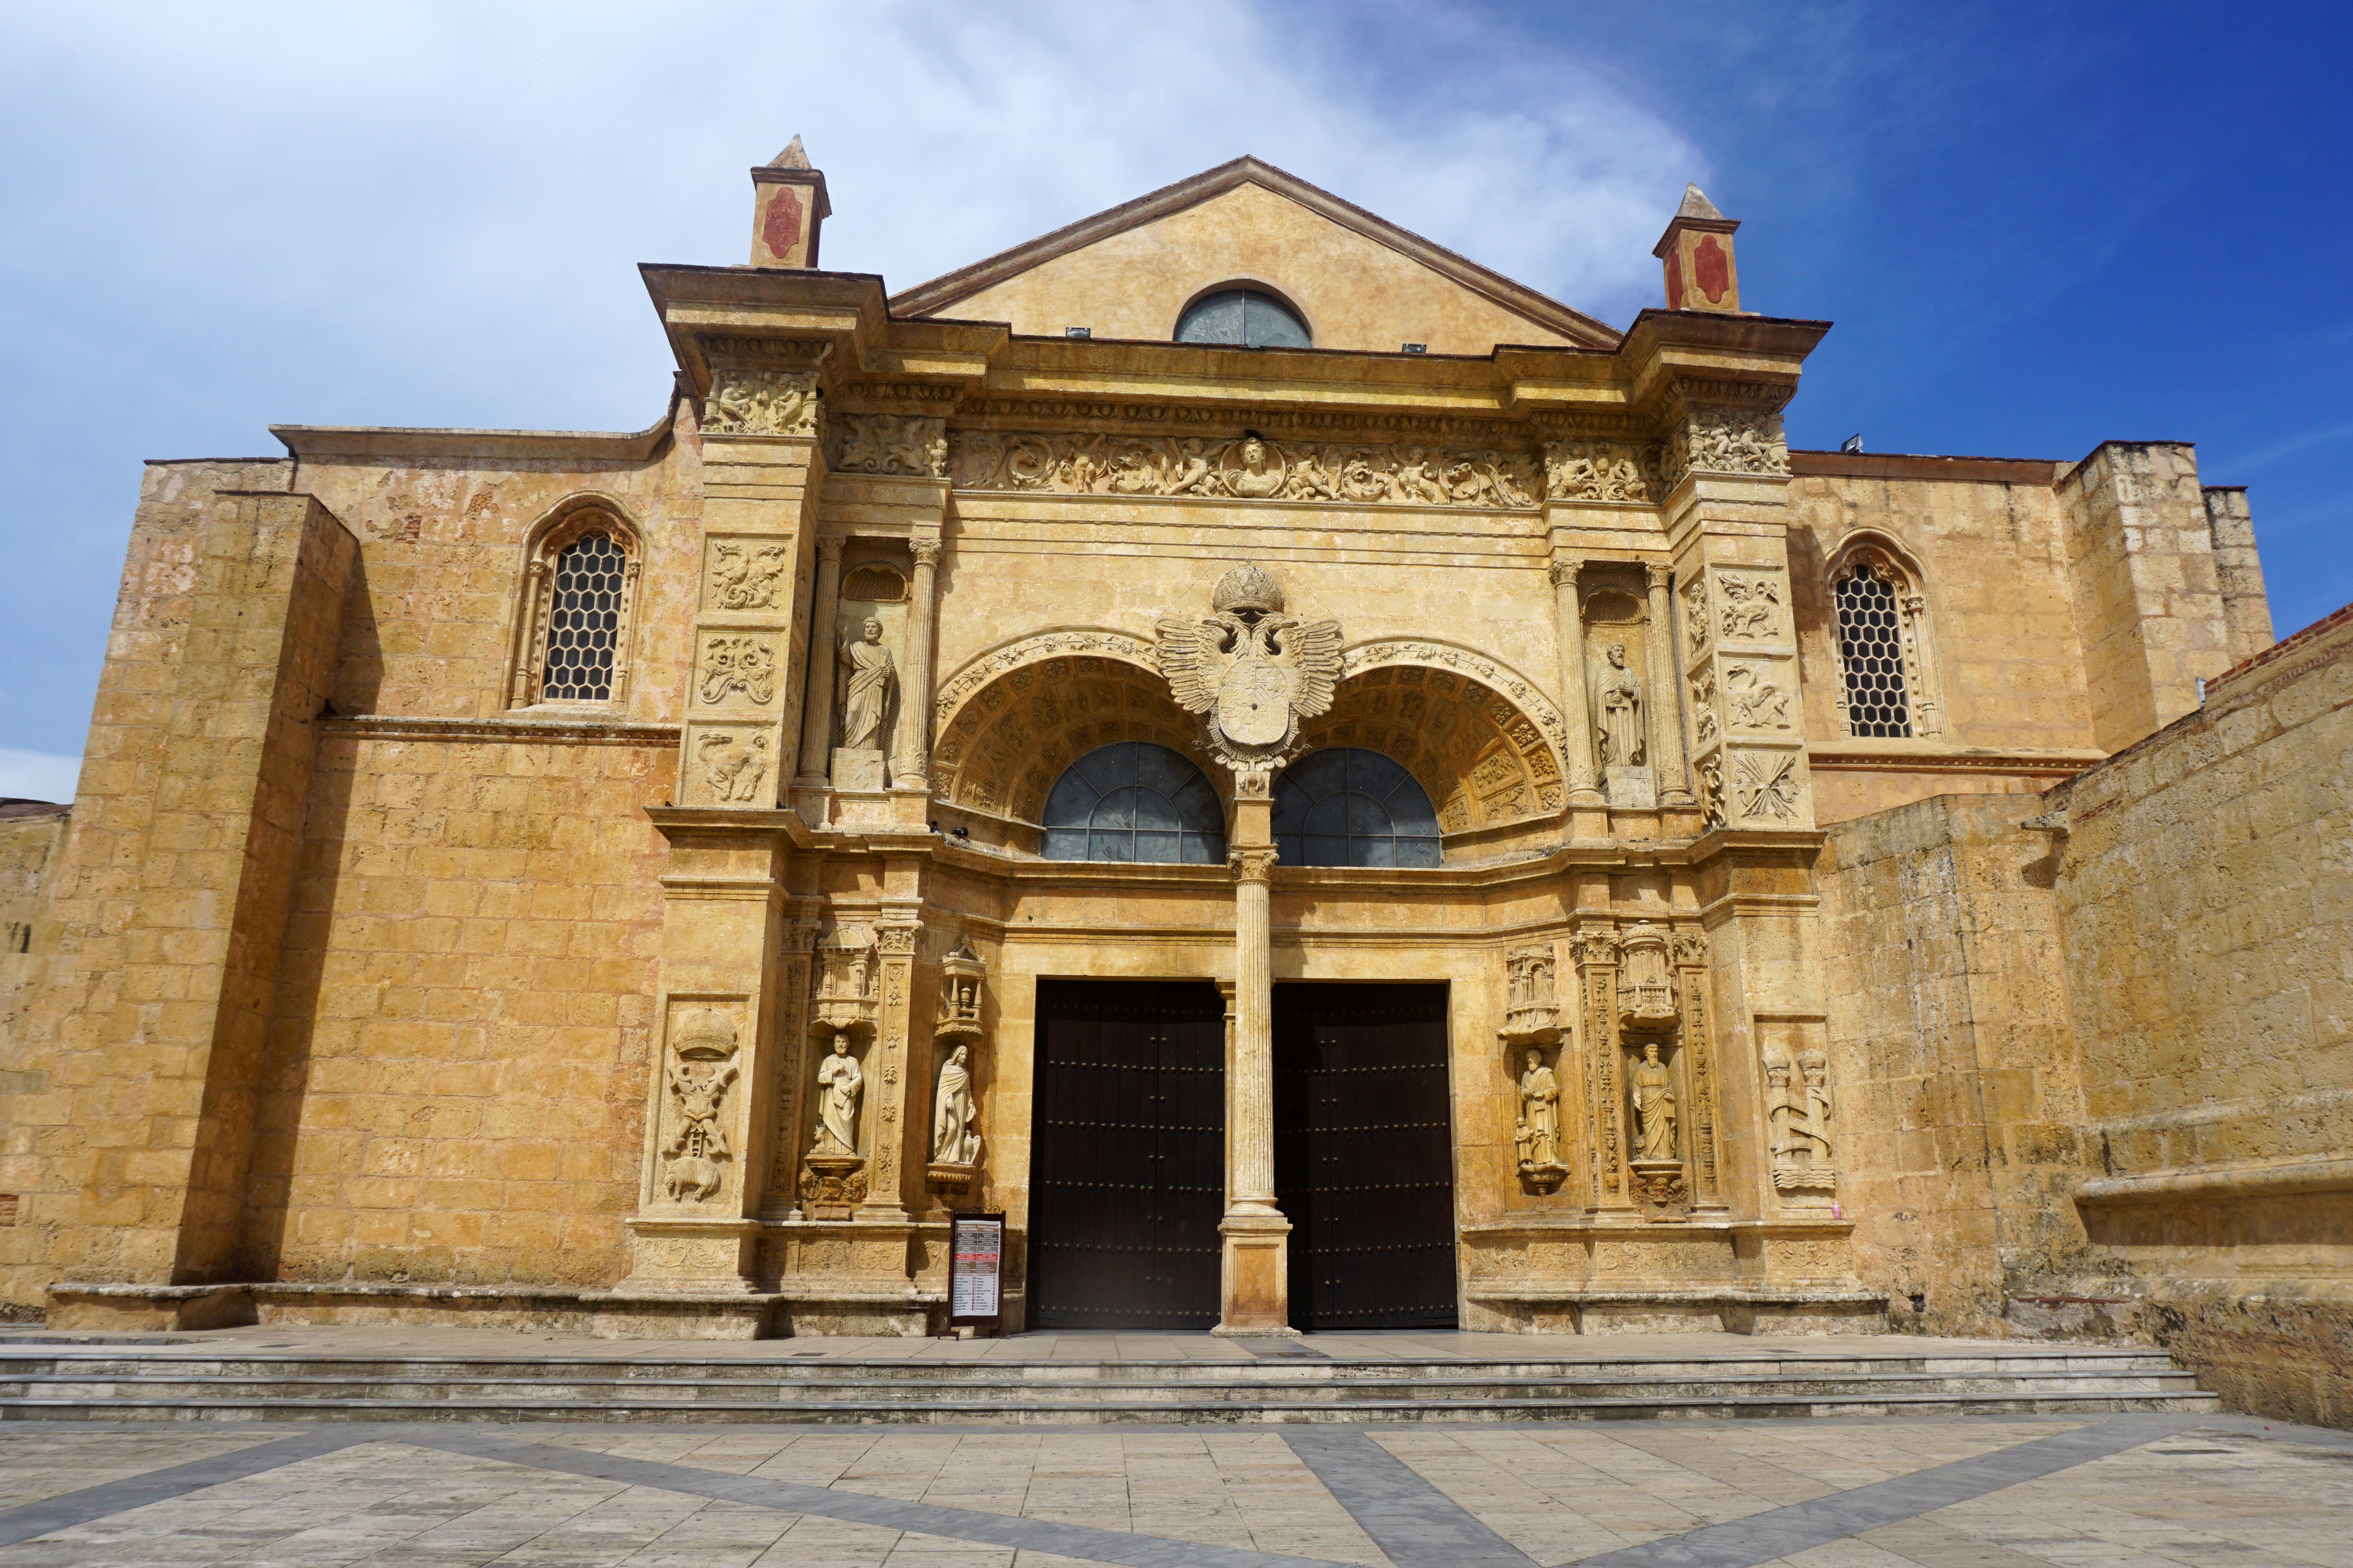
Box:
[5,150,2343,1406]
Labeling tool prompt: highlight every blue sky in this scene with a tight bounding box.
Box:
[0,0,2345,795]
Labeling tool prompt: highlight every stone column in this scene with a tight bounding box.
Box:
[1550,558,1606,830]
[892,538,941,790]
[1646,563,1694,807]
[797,535,844,788]
[1218,844,1292,1333]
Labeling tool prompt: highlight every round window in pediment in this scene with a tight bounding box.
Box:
[1174,287,1312,349]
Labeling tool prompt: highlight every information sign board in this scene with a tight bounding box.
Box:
[948,1212,1005,1331]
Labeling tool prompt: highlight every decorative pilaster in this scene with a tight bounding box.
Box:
[1218,843,1292,1333]
[892,539,941,789]
[1550,558,1607,827]
[1673,929,1724,1209]
[1571,924,1629,1208]
[759,902,824,1219]
[1646,563,1694,807]
[797,536,844,791]
[859,918,922,1220]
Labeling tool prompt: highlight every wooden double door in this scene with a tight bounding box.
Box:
[1029,978,1456,1332]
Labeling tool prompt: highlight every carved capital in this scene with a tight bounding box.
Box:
[1644,561,1672,591]
[875,923,921,955]
[1548,559,1583,590]
[1229,847,1279,884]
[816,535,846,563]
[911,539,942,568]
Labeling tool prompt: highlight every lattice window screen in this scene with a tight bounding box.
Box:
[541,532,625,701]
[1835,563,1912,737]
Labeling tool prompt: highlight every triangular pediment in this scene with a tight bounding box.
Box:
[890,157,1618,355]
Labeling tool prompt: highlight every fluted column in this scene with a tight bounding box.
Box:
[1550,558,1607,827]
[1646,563,1694,807]
[892,539,940,789]
[797,536,844,786]
[1218,844,1292,1334]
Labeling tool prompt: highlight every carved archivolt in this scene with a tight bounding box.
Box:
[1340,641,1569,765]
[828,414,946,478]
[933,629,1160,729]
[947,430,1542,509]
[931,656,1218,824]
[1296,665,1563,832]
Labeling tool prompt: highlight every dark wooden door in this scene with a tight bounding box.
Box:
[1274,982,1458,1329]
[1029,980,1226,1330]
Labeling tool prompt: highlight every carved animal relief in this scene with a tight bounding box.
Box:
[695,731,772,803]
[659,1010,740,1203]
[1717,573,1784,640]
[1156,563,1343,768]
[704,369,818,436]
[949,431,1542,509]
[1724,663,1791,730]
[1669,409,1789,484]
[697,636,777,706]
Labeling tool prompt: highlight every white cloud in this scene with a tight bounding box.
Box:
[0,751,80,805]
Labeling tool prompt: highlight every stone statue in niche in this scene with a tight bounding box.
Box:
[1632,1041,1677,1161]
[1514,1048,1566,1192]
[839,619,896,750]
[1768,1049,1837,1193]
[931,1045,981,1165]
[1596,642,1645,767]
[812,1036,863,1156]
[659,1010,739,1203]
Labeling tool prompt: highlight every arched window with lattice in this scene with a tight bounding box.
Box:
[508,501,643,709]
[1829,541,1941,739]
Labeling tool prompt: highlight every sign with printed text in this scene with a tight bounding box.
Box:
[948,1213,1005,1329]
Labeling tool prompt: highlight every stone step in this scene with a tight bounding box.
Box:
[0,1388,2222,1424]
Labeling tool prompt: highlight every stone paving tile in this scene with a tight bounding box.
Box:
[0,1428,290,1510]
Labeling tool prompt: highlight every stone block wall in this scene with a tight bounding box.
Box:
[2052,602,2353,1425]
[1818,795,2097,1336]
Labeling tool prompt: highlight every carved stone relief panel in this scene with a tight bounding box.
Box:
[828,414,947,478]
[1729,748,1807,823]
[1678,562,1810,831]
[653,1004,744,1206]
[1720,657,1795,734]
[683,726,774,805]
[1663,407,1789,490]
[1543,437,1663,503]
[1715,572,1786,642]
[693,632,779,709]
[703,368,820,437]
[948,430,1542,508]
[1761,1020,1837,1207]
[703,537,794,612]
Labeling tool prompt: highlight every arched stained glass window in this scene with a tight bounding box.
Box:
[1834,561,1912,737]
[541,531,627,701]
[1174,288,1312,349]
[1041,743,1227,864]
[1272,748,1441,868]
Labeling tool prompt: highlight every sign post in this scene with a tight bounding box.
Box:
[947,1212,1006,1336]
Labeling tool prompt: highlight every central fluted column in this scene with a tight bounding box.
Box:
[1646,562,1694,807]
[892,539,940,790]
[1550,557,1607,834]
[797,535,844,789]
[1217,805,1292,1334]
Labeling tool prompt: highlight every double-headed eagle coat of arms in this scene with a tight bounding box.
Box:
[1155,563,1343,767]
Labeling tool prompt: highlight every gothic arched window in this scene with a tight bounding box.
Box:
[509,502,642,709]
[1174,287,1312,349]
[1272,748,1442,867]
[1041,742,1226,864]
[1831,544,1941,739]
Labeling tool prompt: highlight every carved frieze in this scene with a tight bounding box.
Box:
[695,635,777,707]
[948,430,1542,508]
[703,368,818,436]
[1543,438,1663,503]
[829,413,947,477]
[1665,408,1788,488]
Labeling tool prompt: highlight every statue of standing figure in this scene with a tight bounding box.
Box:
[838,618,895,751]
[931,1044,981,1165]
[1597,642,1646,767]
[1632,1041,1677,1160]
[812,1035,863,1155]
[1514,1048,1562,1170]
